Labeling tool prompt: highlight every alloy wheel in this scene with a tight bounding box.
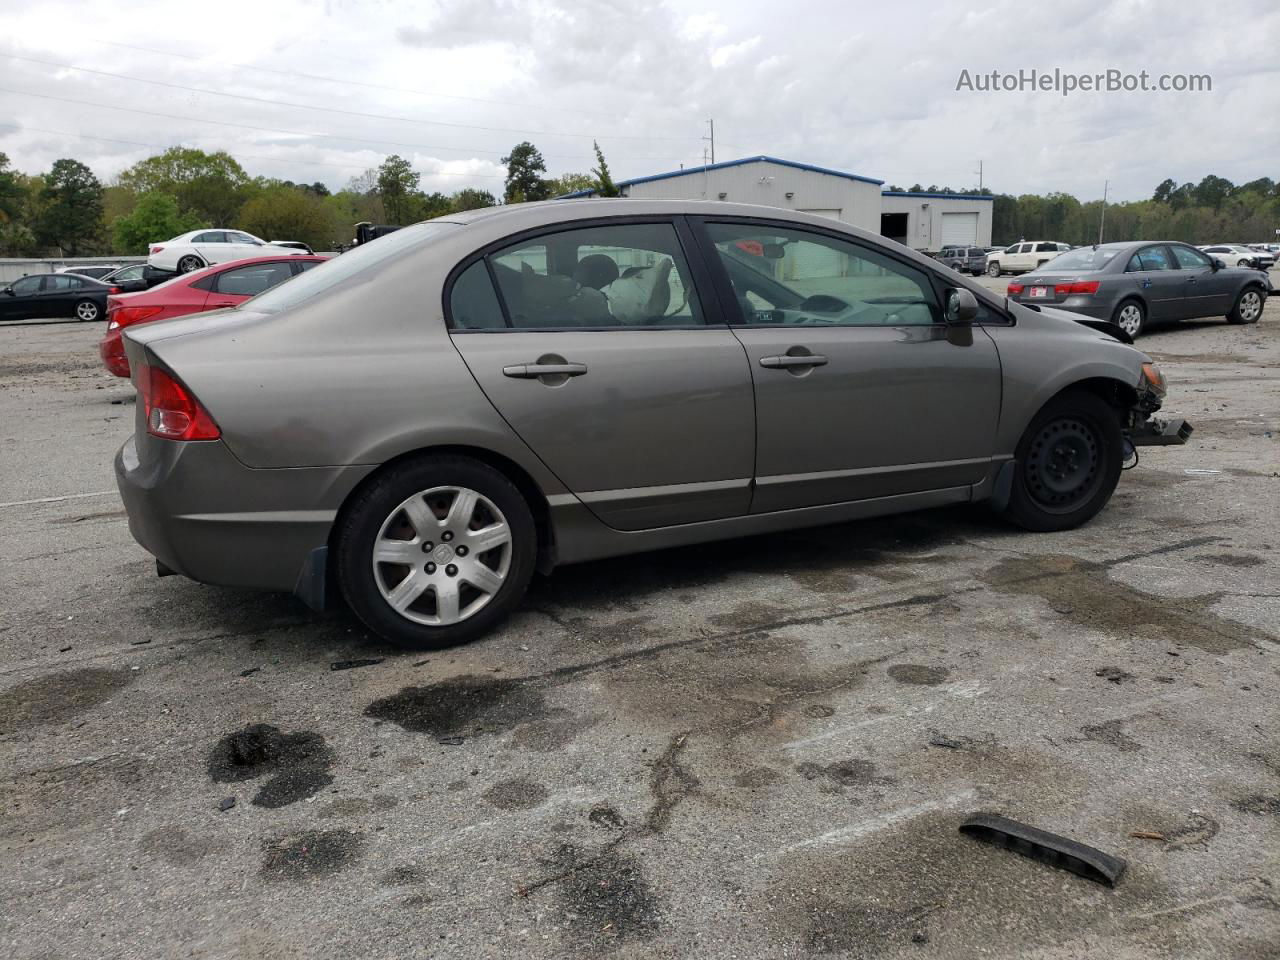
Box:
[178,256,203,273]
[1024,417,1102,513]
[1238,290,1262,322]
[1115,303,1143,337]
[75,301,99,321]
[370,485,512,626]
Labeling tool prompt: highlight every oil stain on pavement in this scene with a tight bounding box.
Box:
[364,674,546,738]
[207,724,335,808]
[260,830,364,882]
[0,668,133,734]
[982,554,1274,653]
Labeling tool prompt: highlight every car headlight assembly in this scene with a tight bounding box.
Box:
[1140,362,1167,398]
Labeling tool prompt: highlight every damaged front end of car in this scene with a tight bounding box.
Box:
[1125,361,1193,448]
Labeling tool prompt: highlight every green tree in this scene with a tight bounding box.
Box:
[546,173,596,196]
[35,159,104,255]
[119,147,251,224]
[0,222,38,256]
[0,152,23,223]
[237,187,338,252]
[1191,175,1234,210]
[591,141,620,197]
[501,141,550,203]
[376,155,420,224]
[112,192,206,254]
[1152,178,1177,203]
[450,188,497,211]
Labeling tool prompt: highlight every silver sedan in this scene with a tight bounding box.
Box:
[116,200,1186,648]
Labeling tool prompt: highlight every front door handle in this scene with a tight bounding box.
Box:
[759,354,829,369]
[503,362,588,379]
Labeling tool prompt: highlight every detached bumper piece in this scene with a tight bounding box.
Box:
[959,812,1127,886]
[1128,417,1193,447]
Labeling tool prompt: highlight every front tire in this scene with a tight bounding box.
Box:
[177,255,205,274]
[1112,299,1146,339]
[1000,389,1123,533]
[74,299,100,322]
[1227,286,1264,325]
[987,262,1001,277]
[336,455,537,649]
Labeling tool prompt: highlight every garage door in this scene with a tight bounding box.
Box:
[940,212,978,247]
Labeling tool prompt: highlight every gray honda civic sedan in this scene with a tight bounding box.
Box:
[116,200,1187,648]
[1006,240,1270,339]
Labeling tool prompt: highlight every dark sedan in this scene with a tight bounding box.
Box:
[0,273,118,322]
[1007,241,1271,338]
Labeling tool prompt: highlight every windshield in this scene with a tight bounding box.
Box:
[243,222,458,314]
[1038,246,1122,272]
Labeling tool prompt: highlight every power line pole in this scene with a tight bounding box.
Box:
[704,119,715,165]
[975,159,983,191]
[1098,180,1109,244]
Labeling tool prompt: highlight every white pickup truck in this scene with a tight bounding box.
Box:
[986,241,1071,277]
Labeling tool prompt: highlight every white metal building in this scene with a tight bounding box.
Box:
[563,156,993,253]
[564,156,884,234]
[879,190,994,252]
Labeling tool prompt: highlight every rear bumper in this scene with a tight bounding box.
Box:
[114,434,373,594]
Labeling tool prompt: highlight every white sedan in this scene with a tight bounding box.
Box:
[1198,244,1272,269]
[148,230,310,274]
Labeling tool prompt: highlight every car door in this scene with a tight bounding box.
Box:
[0,275,43,319]
[694,218,1003,513]
[40,274,80,317]
[447,218,756,531]
[205,260,297,309]
[193,231,232,265]
[1124,245,1182,320]
[1169,244,1233,318]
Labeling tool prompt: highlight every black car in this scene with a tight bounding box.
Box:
[0,273,116,322]
[57,265,118,280]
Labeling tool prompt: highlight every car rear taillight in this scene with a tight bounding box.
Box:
[1054,281,1100,296]
[113,305,164,328]
[108,286,121,294]
[140,366,220,441]
[150,245,164,254]
[1007,282,1024,295]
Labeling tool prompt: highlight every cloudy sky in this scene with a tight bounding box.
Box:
[1,0,1276,202]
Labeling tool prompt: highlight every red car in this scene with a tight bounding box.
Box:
[101,255,325,377]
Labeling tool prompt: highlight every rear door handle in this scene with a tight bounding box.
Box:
[759,354,828,369]
[503,362,588,379]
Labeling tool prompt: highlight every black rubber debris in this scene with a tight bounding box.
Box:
[437,736,465,746]
[239,667,261,678]
[958,812,1127,887]
[219,796,236,812]
[330,658,384,672]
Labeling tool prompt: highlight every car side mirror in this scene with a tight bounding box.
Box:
[1211,258,1225,271]
[1,287,13,296]
[945,287,978,324]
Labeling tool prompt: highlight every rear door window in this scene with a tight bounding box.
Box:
[213,261,296,296]
[485,222,704,329]
[1129,246,1173,271]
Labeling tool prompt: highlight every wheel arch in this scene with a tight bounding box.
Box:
[328,443,557,575]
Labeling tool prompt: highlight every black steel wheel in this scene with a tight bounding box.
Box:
[1000,388,1123,532]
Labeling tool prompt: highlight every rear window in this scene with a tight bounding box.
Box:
[245,223,457,314]
[1039,247,1122,271]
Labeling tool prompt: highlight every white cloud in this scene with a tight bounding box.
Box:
[0,0,1275,203]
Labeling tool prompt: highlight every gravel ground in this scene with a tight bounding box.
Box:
[2,281,1278,959]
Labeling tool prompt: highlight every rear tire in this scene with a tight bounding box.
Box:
[1112,299,1146,338]
[177,255,205,274]
[336,455,537,649]
[1227,286,1264,325]
[1000,388,1123,533]
[74,299,100,322]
